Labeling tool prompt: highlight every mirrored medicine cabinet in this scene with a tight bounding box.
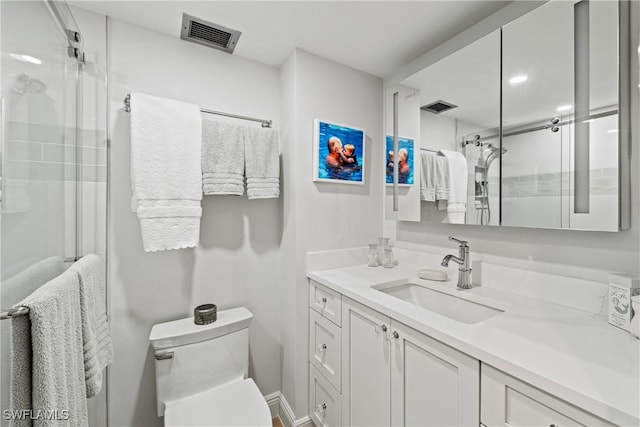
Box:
[385,0,631,232]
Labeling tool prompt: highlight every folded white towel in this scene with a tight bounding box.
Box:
[439,150,468,224]
[420,152,450,202]
[130,93,203,251]
[245,127,280,199]
[202,119,246,195]
[69,255,113,398]
[12,269,88,426]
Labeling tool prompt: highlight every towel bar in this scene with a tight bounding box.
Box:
[0,306,29,320]
[123,94,273,128]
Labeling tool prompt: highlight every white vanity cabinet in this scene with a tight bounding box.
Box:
[341,298,392,426]
[390,320,479,426]
[480,364,614,427]
[309,280,344,427]
[340,297,480,427]
[309,280,620,427]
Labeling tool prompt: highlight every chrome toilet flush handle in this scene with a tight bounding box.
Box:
[155,351,174,361]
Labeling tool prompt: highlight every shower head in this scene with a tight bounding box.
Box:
[12,74,47,95]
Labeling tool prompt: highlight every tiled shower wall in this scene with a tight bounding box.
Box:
[502,168,618,198]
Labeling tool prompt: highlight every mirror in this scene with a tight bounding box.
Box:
[502,0,620,231]
[401,30,500,226]
[392,0,627,231]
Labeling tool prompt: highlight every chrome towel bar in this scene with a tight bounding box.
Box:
[123,94,273,128]
[0,306,29,320]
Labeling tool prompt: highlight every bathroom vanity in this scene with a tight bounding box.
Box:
[306,253,639,427]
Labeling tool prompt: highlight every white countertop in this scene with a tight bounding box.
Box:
[308,262,640,426]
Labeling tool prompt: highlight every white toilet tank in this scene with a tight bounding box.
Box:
[149,307,253,417]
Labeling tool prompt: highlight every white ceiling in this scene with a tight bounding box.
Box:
[69,1,508,78]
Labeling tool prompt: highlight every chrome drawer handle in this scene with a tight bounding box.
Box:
[317,296,328,306]
[375,324,388,334]
[155,351,174,361]
[316,403,327,418]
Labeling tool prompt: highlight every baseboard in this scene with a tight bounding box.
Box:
[264,392,281,419]
[264,391,312,427]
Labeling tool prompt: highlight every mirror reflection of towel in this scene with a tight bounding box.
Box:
[420,152,450,204]
[439,150,468,224]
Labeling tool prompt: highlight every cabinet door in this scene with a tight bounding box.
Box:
[481,364,614,426]
[390,320,480,427]
[342,298,391,427]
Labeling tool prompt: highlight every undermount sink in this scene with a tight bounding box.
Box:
[373,282,503,324]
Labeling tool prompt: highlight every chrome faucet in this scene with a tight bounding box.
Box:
[441,236,472,289]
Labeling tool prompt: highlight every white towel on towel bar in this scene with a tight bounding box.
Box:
[201,119,246,195]
[129,92,203,251]
[245,127,280,199]
[420,152,450,202]
[11,269,88,426]
[439,150,468,224]
[69,255,113,398]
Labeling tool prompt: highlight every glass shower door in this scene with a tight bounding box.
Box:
[0,1,107,425]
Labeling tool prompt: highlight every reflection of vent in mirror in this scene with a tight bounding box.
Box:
[421,100,458,114]
[180,13,241,54]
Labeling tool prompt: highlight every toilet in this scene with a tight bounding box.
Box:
[148,307,271,426]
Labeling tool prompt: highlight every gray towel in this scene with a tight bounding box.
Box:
[11,269,88,426]
[10,314,31,427]
[202,119,246,195]
[2,257,65,425]
[245,127,280,199]
[69,255,113,398]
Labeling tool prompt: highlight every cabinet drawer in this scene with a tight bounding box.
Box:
[310,280,342,326]
[310,309,342,392]
[310,364,342,427]
[481,364,614,426]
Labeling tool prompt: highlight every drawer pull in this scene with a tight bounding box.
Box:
[375,324,388,334]
[317,296,328,306]
[390,331,399,340]
[317,343,327,353]
[316,403,328,419]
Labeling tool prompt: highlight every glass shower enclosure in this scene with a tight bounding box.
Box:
[0,1,107,425]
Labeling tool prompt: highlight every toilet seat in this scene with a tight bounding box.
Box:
[164,379,271,427]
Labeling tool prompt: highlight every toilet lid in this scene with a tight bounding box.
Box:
[165,379,271,427]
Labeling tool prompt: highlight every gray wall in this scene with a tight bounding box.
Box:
[279,49,384,418]
[107,19,282,426]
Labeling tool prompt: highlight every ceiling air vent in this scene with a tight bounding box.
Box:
[421,100,458,114]
[180,13,241,54]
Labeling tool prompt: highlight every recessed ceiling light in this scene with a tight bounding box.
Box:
[509,75,528,85]
[607,129,618,133]
[556,105,572,112]
[9,53,42,65]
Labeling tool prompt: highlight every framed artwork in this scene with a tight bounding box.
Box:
[313,119,365,184]
[385,135,415,186]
